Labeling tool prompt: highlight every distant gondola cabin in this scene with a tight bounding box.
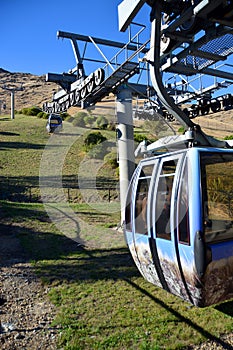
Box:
[46,114,63,133]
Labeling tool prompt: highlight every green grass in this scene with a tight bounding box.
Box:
[1,200,233,350]
[0,114,49,177]
[1,114,233,349]
[0,114,119,202]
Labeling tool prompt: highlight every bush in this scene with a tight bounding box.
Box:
[65,116,74,123]
[134,133,148,143]
[73,118,85,127]
[60,112,70,120]
[95,115,108,129]
[107,121,116,131]
[20,108,28,115]
[75,111,88,119]
[83,131,107,152]
[178,127,185,133]
[37,111,48,119]
[104,152,118,169]
[224,135,233,140]
[72,111,88,127]
[84,115,96,127]
[37,112,43,118]
[43,113,49,119]
[21,106,42,116]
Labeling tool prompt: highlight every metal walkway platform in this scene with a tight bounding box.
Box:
[85,61,139,106]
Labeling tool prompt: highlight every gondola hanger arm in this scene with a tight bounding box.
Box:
[146,1,229,148]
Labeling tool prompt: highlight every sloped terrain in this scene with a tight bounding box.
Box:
[1,68,233,140]
[0,69,58,114]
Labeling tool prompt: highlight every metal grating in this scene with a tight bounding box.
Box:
[86,61,139,106]
[180,33,233,71]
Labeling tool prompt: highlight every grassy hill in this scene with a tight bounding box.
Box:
[0,113,233,349]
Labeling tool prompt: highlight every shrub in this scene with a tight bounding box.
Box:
[104,151,118,169]
[73,117,85,127]
[83,131,107,152]
[96,115,108,129]
[21,106,42,116]
[75,111,88,119]
[224,135,233,140]
[134,134,148,143]
[178,126,185,133]
[107,121,116,131]
[21,108,27,115]
[72,111,87,127]
[84,115,95,127]
[65,116,74,123]
[60,112,70,120]
[42,113,49,119]
[37,112,43,118]
[37,111,48,119]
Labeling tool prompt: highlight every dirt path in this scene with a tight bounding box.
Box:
[0,223,60,350]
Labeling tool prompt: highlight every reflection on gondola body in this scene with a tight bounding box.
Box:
[125,143,233,307]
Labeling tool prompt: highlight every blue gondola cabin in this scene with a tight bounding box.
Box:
[125,144,233,307]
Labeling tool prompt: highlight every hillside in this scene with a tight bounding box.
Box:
[0,69,114,118]
[1,69,233,139]
[0,69,58,114]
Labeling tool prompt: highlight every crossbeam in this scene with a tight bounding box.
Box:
[46,73,77,91]
[57,30,148,54]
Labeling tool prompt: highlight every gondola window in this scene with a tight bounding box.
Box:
[125,180,133,231]
[178,160,190,244]
[155,160,177,240]
[135,165,154,234]
[201,152,233,243]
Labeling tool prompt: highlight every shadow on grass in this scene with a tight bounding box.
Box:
[33,246,138,284]
[1,174,118,189]
[0,141,46,150]
[0,131,20,136]
[0,221,138,282]
[215,300,233,317]
[0,201,49,220]
[0,117,11,121]
[0,175,40,188]
[125,279,233,350]
[62,174,118,189]
[0,201,137,282]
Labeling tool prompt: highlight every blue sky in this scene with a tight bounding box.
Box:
[0,0,151,76]
[1,1,233,98]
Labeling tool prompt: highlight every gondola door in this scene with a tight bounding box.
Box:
[125,159,163,287]
[151,153,188,298]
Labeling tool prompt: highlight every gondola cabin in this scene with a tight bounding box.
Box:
[125,140,233,307]
[46,114,63,133]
